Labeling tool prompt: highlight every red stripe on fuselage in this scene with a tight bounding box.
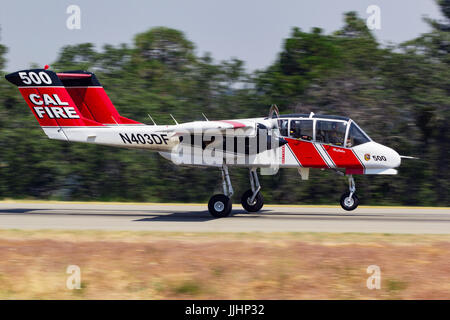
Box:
[285,138,328,168]
[322,145,364,169]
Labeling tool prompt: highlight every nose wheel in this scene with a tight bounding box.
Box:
[340,175,359,211]
[340,192,359,211]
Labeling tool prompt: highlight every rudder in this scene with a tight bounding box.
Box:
[57,71,142,125]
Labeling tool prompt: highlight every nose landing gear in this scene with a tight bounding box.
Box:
[340,175,359,211]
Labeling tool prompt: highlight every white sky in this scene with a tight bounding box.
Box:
[0,0,444,72]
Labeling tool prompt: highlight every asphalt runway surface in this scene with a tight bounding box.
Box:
[0,202,449,234]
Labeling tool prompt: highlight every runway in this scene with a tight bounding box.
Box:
[0,202,449,234]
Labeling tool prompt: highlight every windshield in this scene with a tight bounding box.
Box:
[346,122,370,147]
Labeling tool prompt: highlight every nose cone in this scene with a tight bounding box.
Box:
[386,146,401,168]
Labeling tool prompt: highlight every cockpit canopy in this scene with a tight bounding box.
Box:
[277,114,371,148]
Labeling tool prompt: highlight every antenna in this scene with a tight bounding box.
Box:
[147,114,156,125]
[202,113,209,121]
[170,114,179,125]
[111,116,119,126]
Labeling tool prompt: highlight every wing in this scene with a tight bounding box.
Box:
[161,119,256,136]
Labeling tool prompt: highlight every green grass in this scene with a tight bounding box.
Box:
[171,281,202,295]
[386,279,408,292]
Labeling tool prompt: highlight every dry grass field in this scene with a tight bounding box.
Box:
[0,230,449,299]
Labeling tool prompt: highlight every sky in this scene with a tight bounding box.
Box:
[0,0,444,72]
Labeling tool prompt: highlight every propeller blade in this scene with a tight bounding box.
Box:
[268,104,280,131]
[268,104,280,122]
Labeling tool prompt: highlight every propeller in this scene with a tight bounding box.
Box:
[267,104,287,148]
[268,104,280,129]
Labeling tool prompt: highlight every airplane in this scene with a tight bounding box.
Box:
[5,67,405,218]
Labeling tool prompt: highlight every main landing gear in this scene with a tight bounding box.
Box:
[208,165,233,218]
[340,175,359,211]
[208,166,264,218]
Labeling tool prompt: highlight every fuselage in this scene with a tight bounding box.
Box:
[44,113,401,175]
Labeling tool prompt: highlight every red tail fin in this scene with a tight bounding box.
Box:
[5,69,103,127]
[57,71,142,125]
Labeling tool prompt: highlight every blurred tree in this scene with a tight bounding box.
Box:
[0,25,6,70]
[396,0,450,204]
[255,27,341,107]
[0,45,6,71]
[133,27,195,71]
[52,43,99,71]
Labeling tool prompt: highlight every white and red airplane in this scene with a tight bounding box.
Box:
[6,68,405,217]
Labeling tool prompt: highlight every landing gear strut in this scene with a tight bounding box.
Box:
[208,165,233,218]
[340,175,359,211]
[241,168,264,212]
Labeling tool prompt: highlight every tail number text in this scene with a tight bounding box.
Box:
[120,133,169,145]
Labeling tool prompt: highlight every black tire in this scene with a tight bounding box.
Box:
[340,192,359,211]
[208,194,232,218]
[241,189,264,212]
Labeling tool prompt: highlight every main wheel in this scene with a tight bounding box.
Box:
[340,192,359,211]
[241,189,264,212]
[208,194,232,218]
